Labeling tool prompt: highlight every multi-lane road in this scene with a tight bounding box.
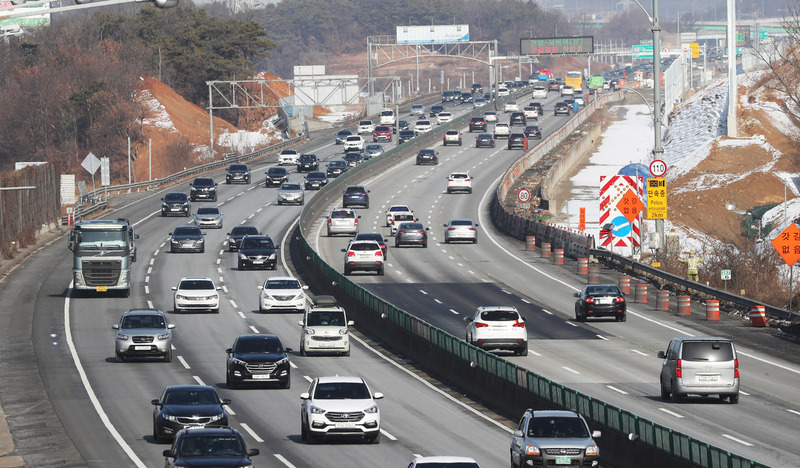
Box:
[3,87,799,467]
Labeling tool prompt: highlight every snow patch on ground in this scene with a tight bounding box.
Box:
[138,89,175,131]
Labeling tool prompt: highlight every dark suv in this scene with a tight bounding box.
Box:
[226,334,291,389]
[343,185,370,209]
[264,166,288,187]
[509,112,527,126]
[161,192,191,217]
[510,409,601,468]
[162,427,259,466]
[297,154,319,172]
[189,177,217,202]
[398,129,416,144]
[326,160,348,178]
[415,149,439,165]
[225,164,250,184]
[469,116,487,132]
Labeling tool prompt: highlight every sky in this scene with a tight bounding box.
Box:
[558,73,800,256]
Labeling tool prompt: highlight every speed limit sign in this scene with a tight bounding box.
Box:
[649,159,667,178]
[517,188,531,203]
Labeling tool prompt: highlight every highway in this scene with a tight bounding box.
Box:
[4,86,798,468]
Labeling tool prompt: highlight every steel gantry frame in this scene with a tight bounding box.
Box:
[366,36,497,97]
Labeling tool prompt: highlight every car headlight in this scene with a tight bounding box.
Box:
[525,445,541,456]
[585,444,599,456]
[170,239,179,244]
[176,294,188,300]
[309,405,326,415]
[231,358,247,366]
[164,414,181,422]
[292,293,304,300]
[116,333,129,340]
[205,294,219,301]
[364,404,378,414]
[157,333,170,340]
[209,413,225,423]
[239,253,247,260]
[197,238,204,244]
[304,328,315,335]
[162,204,168,209]
[268,253,276,259]
[276,357,288,366]
[339,328,349,335]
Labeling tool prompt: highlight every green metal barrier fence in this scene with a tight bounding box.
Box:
[296,231,769,468]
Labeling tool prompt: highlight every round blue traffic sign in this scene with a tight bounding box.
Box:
[611,216,632,237]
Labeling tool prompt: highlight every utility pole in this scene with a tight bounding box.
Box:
[727,0,738,136]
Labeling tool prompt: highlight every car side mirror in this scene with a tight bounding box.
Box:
[171,286,177,291]
[248,449,260,457]
[341,249,346,252]
[151,399,160,406]
[112,324,119,330]
[463,316,470,322]
[226,233,231,235]
[573,292,580,298]
[216,286,222,290]
[513,429,523,437]
[258,286,263,290]
[168,232,173,236]
[592,430,602,438]
[298,320,304,327]
[135,234,140,239]
[475,224,480,227]
[222,398,232,406]
[162,450,175,458]
[373,392,384,399]
[302,285,309,290]
[300,392,310,400]
[284,348,293,353]
[201,232,207,236]
[657,351,666,359]
[225,347,233,353]
[443,224,447,227]
[347,320,355,326]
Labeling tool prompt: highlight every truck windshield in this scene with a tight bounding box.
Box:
[75,230,126,249]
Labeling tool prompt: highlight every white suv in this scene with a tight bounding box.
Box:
[343,240,384,275]
[357,120,375,134]
[298,295,353,356]
[464,306,528,355]
[300,376,383,444]
[278,149,299,165]
[343,135,365,151]
[494,123,511,139]
[385,205,412,226]
[447,172,473,194]
[443,129,462,146]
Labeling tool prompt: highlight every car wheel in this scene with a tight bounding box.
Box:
[227,373,237,389]
[343,348,350,357]
[576,309,585,322]
[301,421,308,441]
[164,348,172,363]
[153,423,166,444]
[660,378,670,400]
[620,313,627,322]
[300,343,307,356]
[306,425,318,444]
[518,343,528,356]
[422,242,427,248]
[184,211,190,217]
[458,141,462,146]
[670,383,681,403]
[238,261,244,270]
[173,303,181,313]
[344,268,351,276]
[366,432,381,444]
[200,246,205,253]
[212,307,219,314]
[729,393,739,404]
[468,189,473,194]
[115,353,124,363]
[377,267,384,276]
[277,200,282,205]
[280,377,291,389]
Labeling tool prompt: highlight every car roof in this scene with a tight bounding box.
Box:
[356,232,385,240]
[122,309,165,316]
[477,305,519,312]
[280,149,297,153]
[449,218,475,223]
[165,384,216,392]
[412,456,479,463]
[349,240,381,246]
[316,375,364,384]
[236,333,280,341]
[264,276,299,282]
[179,276,214,281]
[529,409,582,418]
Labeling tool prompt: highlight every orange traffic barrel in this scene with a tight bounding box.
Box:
[577,258,588,275]
[705,300,720,321]
[655,290,669,311]
[541,243,551,258]
[677,296,691,316]
[553,249,564,266]
[750,305,766,327]
[587,265,600,284]
[526,235,536,251]
[635,283,648,303]
[618,275,631,294]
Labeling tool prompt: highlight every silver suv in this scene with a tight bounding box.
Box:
[298,296,353,356]
[511,409,600,467]
[658,336,740,403]
[112,309,174,362]
[327,208,360,237]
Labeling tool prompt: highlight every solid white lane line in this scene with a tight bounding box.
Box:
[658,408,684,418]
[542,309,553,315]
[596,335,609,340]
[240,423,264,443]
[787,409,800,417]
[566,322,577,327]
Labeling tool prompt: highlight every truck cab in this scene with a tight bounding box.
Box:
[68,219,135,296]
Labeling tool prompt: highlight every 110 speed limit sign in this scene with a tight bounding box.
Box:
[517,188,531,203]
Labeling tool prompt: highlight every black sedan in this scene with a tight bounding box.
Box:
[226,225,259,251]
[416,149,439,165]
[237,235,278,270]
[326,160,349,178]
[395,222,429,248]
[475,133,495,148]
[343,151,363,167]
[151,385,230,443]
[523,125,542,139]
[574,284,627,322]
[264,167,288,187]
[169,226,205,253]
[226,334,291,389]
[304,171,328,190]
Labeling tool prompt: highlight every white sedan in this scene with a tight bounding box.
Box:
[173,277,221,313]
[258,276,308,312]
[414,120,433,134]
[278,149,299,165]
[436,112,453,125]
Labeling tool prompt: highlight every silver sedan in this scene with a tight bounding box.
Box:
[277,182,305,205]
[193,206,223,229]
[443,219,479,244]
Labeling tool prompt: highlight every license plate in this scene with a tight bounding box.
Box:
[134,345,151,351]
[320,342,335,348]
[596,297,612,304]
[253,259,264,264]
[96,286,107,292]
[335,422,355,428]
[698,375,719,381]
[252,374,271,379]
[555,456,571,465]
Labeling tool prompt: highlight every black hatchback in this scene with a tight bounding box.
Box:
[574,284,627,322]
[161,192,191,217]
[509,112,527,127]
[398,129,416,144]
[523,125,542,139]
[189,177,217,202]
[508,133,526,150]
[238,235,278,270]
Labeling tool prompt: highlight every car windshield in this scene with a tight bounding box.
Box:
[164,193,187,202]
[300,154,315,161]
[281,183,301,190]
[414,462,479,468]
[451,174,468,179]
[121,314,165,329]
[230,226,258,236]
[281,150,297,155]
[241,237,274,249]
[349,242,379,251]
[178,279,214,290]
[164,388,219,405]
[400,223,423,230]
[229,165,247,171]
[193,178,214,187]
[389,206,408,212]
[357,234,383,242]
[173,227,201,236]
[331,211,354,219]
[265,279,301,290]
[313,382,370,400]
[268,168,286,176]
[584,286,621,296]
[527,416,589,439]
[480,310,519,321]
[329,161,346,168]
[196,207,219,215]
[450,220,474,226]
[366,144,382,150]
[235,337,283,354]
[307,311,346,327]
[177,435,244,457]
[307,172,325,178]
[419,149,435,155]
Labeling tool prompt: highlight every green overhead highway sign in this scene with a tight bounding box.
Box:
[632,44,653,59]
